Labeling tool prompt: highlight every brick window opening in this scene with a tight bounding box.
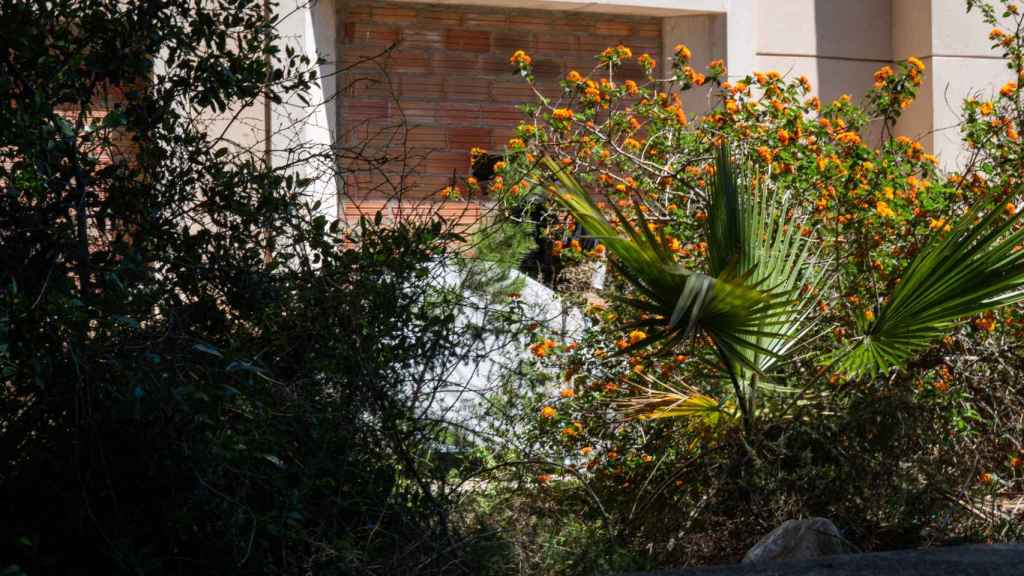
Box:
[338,0,662,229]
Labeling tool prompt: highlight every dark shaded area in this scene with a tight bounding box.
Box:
[630,544,1024,575]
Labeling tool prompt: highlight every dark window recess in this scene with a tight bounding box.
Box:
[470,153,503,184]
[473,153,598,286]
[516,201,598,287]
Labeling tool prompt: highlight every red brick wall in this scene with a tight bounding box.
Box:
[337,0,662,225]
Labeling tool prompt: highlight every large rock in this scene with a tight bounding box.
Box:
[626,544,1024,575]
[742,518,857,564]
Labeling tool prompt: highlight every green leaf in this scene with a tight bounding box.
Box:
[192,342,223,358]
[836,200,1024,377]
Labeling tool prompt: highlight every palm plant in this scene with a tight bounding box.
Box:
[543,146,823,436]
[543,144,1024,439]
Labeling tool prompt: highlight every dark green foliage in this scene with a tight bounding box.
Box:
[0,1,490,574]
[459,218,535,297]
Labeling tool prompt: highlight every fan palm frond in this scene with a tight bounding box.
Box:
[543,145,826,432]
[836,201,1024,376]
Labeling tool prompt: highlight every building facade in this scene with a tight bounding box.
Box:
[214,0,1013,227]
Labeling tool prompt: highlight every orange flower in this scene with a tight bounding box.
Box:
[439,185,461,199]
[864,309,876,321]
[531,338,557,357]
[540,406,557,419]
[536,473,552,484]
[628,329,647,345]
[990,28,1006,40]
[580,446,593,456]
[836,131,861,146]
[682,66,705,85]
[876,201,895,218]
[566,69,583,83]
[1006,202,1017,216]
[907,56,925,71]
[602,44,632,60]
[673,105,687,126]
[979,472,993,485]
[509,49,532,67]
[638,53,656,70]
[560,388,575,398]
[552,107,574,121]
[561,426,577,437]
[975,315,998,332]
[624,79,639,96]
[777,129,791,145]
[756,146,773,163]
[674,43,692,62]
[1001,81,1018,98]
[873,65,894,85]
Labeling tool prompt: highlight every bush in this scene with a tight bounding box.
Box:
[0,2,498,574]
[464,0,1024,570]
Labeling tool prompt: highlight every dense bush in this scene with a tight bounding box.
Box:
[0,2,497,574]
[460,0,1024,570]
[5,1,1024,575]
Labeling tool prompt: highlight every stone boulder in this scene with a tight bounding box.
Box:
[624,544,1024,575]
[742,518,857,564]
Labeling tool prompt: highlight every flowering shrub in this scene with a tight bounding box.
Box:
[468,0,1024,568]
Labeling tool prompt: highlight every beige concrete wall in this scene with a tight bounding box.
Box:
[892,0,934,152]
[195,1,340,219]
[891,0,1014,167]
[755,0,892,107]
[928,0,1015,166]
[662,13,725,115]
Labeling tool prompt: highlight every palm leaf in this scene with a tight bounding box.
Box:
[543,146,826,431]
[836,201,1024,376]
[705,146,828,387]
[542,154,782,376]
[615,371,738,426]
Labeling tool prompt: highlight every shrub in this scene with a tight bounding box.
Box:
[0,2,497,574]
[466,0,1024,569]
